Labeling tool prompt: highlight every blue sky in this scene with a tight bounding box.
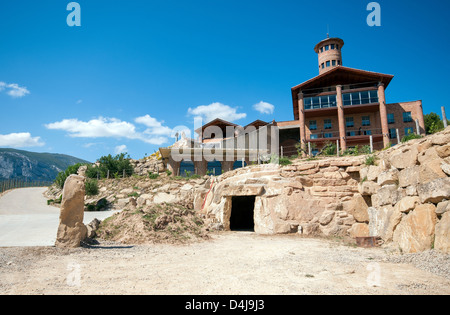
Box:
[1,0,449,162]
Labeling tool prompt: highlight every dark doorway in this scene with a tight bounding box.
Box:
[230,196,256,231]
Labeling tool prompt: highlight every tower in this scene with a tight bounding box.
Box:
[314,36,344,75]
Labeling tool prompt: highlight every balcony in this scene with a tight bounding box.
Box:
[308,128,383,143]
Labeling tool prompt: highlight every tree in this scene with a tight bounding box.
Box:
[424,112,449,135]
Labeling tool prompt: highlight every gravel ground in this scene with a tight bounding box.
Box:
[1,232,449,295]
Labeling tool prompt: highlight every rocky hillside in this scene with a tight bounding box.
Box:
[0,148,89,181]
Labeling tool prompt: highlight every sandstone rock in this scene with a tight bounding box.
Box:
[395,196,420,213]
[367,165,381,181]
[389,147,418,170]
[419,163,447,184]
[358,181,380,196]
[405,185,418,196]
[377,169,399,186]
[434,212,450,254]
[86,218,101,238]
[348,223,370,238]
[137,194,153,206]
[393,204,437,253]
[436,144,450,159]
[431,133,450,146]
[56,175,88,248]
[342,193,369,222]
[441,163,450,176]
[436,200,450,215]
[116,198,130,208]
[300,223,320,236]
[368,206,395,240]
[398,166,419,188]
[377,185,403,206]
[153,192,179,204]
[417,177,450,204]
[319,210,335,226]
[77,165,87,177]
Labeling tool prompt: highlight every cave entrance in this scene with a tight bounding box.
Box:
[230,196,256,232]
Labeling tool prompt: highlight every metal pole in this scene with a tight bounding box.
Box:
[370,135,373,153]
[396,129,400,145]
[442,106,448,128]
[336,140,340,157]
[415,119,420,135]
[308,142,311,157]
[281,146,284,158]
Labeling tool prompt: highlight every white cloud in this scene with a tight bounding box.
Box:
[0,82,30,98]
[253,101,275,115]
[187,102,247,124]
[0,132,45,148]
[114,145,128,155]
[45,116,170,146]
[135,114,173,137]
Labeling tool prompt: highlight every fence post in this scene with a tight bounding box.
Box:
[442,106,448,128]
[308,142,311,157]
[281,146,284,158]
[123,169,126,178]
[396,129,400,145]
[370,135,373,153]
[336,140,340,157]
[107,170,110,179]
[415,119,420,135]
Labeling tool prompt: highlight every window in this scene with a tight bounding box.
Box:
[324,119,332,129]
[325,45,329,51]
[310,134,318,140]
[326,61,330,67]
[364,130,372,136]
[387,113,395,124]
[331,44,335,50]
[360,91,370,104]
[309,120,317,130]
[362,116,371,126]
[320,47,324,53]
[332,60,336,66]
[336,45,339,50]
[337,60,341,65]
[343,93,351,106]
[405,127,414,135]
[346,131,356,137]
[321,63,325,69]
[324,133,333,138]
[389,128,397,139]
[369,90,378,103]
[346,117,354,128]
[403,112,413,123]
[343,90,378,106]
[304,95,337,110]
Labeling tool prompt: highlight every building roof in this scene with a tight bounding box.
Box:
[244,120,269,129]
[314,37,345,53]
[194,118,239,135]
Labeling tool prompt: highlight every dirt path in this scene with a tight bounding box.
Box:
[1,232,449,295]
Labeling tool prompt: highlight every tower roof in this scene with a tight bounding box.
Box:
[314,37,344,53]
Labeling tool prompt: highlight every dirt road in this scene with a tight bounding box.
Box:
[1,232,449,295]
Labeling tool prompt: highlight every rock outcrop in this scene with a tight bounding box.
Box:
[55,175,88,248]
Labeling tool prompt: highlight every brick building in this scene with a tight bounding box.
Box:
[277,36,425,155]
[160,36,425,175]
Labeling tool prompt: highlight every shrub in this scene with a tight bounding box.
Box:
[54,163,86,189]
[148,172,160,180]
[365,155,377,166]
[86,153,134,179]
[401,132,423,143]
[165,170,172,176]
[279,157,293,166]
[85,179,99,196]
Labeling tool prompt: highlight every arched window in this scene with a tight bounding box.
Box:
[233,160,247,170]
[179,160,195,177]
[207,160,222,176]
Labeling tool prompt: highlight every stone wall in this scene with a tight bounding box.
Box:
[200,156,366,236]
[358,127,450,253]
[199,127,450,254]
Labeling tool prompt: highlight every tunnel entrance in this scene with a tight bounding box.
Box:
[230,196,256,231]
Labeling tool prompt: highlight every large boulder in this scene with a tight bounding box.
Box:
[389,146,418,170]
[392,204,437,253]
[434,212,450,254]
[55,175,88,248]
[417,178,450,204]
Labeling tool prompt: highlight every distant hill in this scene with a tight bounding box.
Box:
[0,148,90,182]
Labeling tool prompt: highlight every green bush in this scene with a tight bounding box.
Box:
[148,172,160,180]
[401,132,423,143]
[365,155,377,166]
[86,153,134,179]
[85,198,109,212]
[54,163,87,189]
[279,157,293,166]
[85,179,99,196]
[165,170,172,176]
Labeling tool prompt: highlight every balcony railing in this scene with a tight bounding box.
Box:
[308,128,383,140]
